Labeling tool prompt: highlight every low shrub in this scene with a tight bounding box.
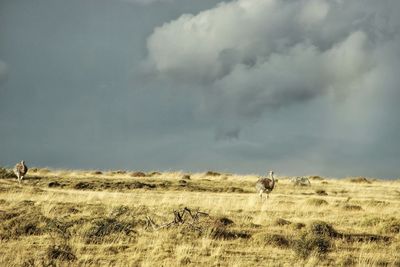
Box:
[0,167,15,179]
[131,171,146,177]
[274,218,292,226]
[85,218,133,244]
[342,204,363,211]
[315,189,328,196]
[293,233,331,259]
[264,234,290,248]
[47,244,76,261]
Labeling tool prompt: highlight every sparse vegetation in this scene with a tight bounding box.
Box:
[131,171,146,177]
[205,171,221,176]
[349,177,372,183]
[0,169,399,266]
[310,175,324,180]
[315,189,328,196]
[307,198,329,206]
[0,167,15,179]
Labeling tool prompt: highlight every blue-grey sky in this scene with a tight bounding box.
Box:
[1,0,399,178]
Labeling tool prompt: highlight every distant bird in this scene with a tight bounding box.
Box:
[255,170,276,201]
[291,176,311,187]
[14,160,28,184]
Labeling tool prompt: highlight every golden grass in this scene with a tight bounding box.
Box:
[0,169,399,266]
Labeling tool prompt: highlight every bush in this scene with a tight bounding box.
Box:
[47,244,76,261]
[74,182,95,190]
[342,204,363,211]
[274,218,292,226]
[215,217,234,226]
[131,171,146,177]
[308,221,339,238]
[293,222,306,230]
[148,171,161,176]
[209,226,250,240]
[310,176,324,180]
[293,232,331,259]
[264,234,290,248]
[315,189,328,196]
[0,167,15,179]
[0,207,47,240]
[85,218,133,244]
[205,171,221,176]
[381,219,400,234]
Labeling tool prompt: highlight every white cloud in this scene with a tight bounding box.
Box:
[145,0,400,137]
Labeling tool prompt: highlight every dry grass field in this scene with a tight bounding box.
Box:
[0,167,399,266]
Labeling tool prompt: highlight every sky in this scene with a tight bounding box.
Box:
[0,0,399,178]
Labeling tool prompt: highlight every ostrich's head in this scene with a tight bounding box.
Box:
[268,170,274,176]
[21,160,25,164]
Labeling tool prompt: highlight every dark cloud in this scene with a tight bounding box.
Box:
[0,0,399,178]
[142,0,400,177]
[0,60,7,85]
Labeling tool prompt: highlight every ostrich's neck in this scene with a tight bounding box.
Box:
[270,173,275,186]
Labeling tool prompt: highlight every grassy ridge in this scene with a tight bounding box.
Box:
[0,168,399,266]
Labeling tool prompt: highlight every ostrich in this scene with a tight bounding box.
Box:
[255,170,275,201]
[14,160,28,184]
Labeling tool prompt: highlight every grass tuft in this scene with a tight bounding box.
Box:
[274,218,292,226]
[47,244,77,261]
[85,218,134,244]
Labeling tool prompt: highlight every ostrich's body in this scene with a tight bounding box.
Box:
[256,171,275,200]
[14,160,28,184]
[291,176,311,186]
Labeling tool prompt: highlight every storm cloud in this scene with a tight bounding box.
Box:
[1,0,399,178]
[146,0,400,136]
